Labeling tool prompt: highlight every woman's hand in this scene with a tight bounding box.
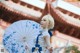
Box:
[49,47,53,53]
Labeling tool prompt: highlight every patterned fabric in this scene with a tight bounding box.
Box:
[31,28,51,53]
[3,20,42,53]
[34,29,50,53]
[32,31,42,53]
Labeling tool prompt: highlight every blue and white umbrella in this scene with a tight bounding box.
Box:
[3,20,42,53]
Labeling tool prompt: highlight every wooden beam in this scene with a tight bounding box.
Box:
[52,0,80,15]
[21,0,46,9]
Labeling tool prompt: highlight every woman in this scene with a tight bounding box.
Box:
[32,14,55,53]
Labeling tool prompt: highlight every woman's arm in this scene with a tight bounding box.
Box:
[44,35,51,49]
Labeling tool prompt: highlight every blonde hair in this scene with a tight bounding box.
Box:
[42,14,54,29]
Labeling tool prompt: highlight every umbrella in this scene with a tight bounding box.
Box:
[3,20,42,53]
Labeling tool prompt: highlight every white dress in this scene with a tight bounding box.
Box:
[32,29,50,53]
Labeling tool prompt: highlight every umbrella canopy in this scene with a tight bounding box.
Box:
[3,20,42,53]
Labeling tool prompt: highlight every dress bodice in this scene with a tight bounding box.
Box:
[38,29,50,47]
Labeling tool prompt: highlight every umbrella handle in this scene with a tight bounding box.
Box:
[25,46,28,49]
